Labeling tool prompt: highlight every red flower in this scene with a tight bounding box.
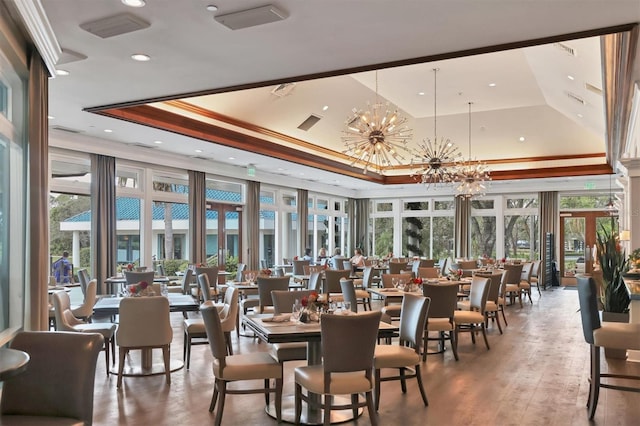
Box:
[413,277,423,285]
[457,270,463,276]
[127,263,134,271]
[501,258,506,263]
[301,296,308,307]
[139,281,148,289]
[129,285,137,293]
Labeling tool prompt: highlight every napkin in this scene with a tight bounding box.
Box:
[262,314,291,323]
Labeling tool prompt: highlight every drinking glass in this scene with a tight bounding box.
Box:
[343,301,352,312]
[291,303,302,322]
[392,277,398,288]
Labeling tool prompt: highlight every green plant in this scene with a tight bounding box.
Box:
[595,222,630,313]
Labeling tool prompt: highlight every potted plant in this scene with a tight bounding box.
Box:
[595,221,630,358]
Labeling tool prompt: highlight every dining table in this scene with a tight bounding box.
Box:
[0,348,30,381]
[93,294,199,376]
[244,313,398,424]
[104,275,171,295]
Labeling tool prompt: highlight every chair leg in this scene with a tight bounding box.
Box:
[375,368,382,411]
[117,348,128,389]
[495,312,503,334]
[500,305,508,326]
[351,393,358,419]
[264,379,270,405]
[215,380,227,426]
[481,325,490,350]
[415,364,429,406]
[275,378,283,423]
[185,334,192,370]
[210,381,219,412]
[111,335,116,365]
[451,330,459,361]
[294,383,302,423]
[587,345,601,419]
[162,346,171,385]
[366,390,378,426]
[323,394,332,426]
[104,341,109,376]
[399,367,407,393]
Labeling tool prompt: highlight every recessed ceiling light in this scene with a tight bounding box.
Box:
[322,105,329,111]
[519,136,525,142]
[577,113,584,118]
[488,83,496,87]
[131,53,151,61]
[206,5,218,12]
[104,129,113,133]
[195,149,203,153]
[121,0,146,7]
[153,140,162,144]
[55,69,70,76]
[277,168,284,171]
[228,156,235,160]
[567,75,575,80]
[48,115,55,120]
[417,92,425,96]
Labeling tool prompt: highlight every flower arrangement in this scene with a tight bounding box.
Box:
[629,248,640,271]
[126,263,134,271]
[128,281,155,297]
[260,268,272,276]
[412,277,423,285]
[299,292,329,322]
[448,268,464,280]
[595,222,630,313]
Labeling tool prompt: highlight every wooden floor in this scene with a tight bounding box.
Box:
[91,287,640,425]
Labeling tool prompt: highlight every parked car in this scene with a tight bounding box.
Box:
[575,256,586,274]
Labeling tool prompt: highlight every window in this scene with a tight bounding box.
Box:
[504,196,539,260]
[471,199,497,258]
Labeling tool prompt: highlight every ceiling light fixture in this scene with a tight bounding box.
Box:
[104,129,113,133]
[604,173,617,215]
[488,83,496,87]
[153,140,162,144]
[567,75,575,80]
[55,69,70,76]
[121,0,146,7]
[411,68,460,187]
[519,136,526,142]
[206,5,218,12]
[342,70,412,174]
[131,53,151,61]
[322,105,329,111]
[455,102,491,198]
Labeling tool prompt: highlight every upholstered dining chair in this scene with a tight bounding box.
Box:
[307,271,322,291]
[529,259,542,295]
[72,277,98,322]
[294,311,382,426]
[422,282,459,362]
[52,287,116,376]
[77,268,90,297]
[322,269,350,301]
[116,296,173,388]
[201,303,283,426]
[235,263,247,281]
[0,331,103,425]
[183,287,239,369]
[340,279,359,312]
[292,259,310,276]
[418,267,440,279]
[576,275,640,419]
[474,271,505,333]
[257,276,291,313]
[374,293,430,410]
[519,261,534,304]
[389,260,409,274]
[270,289,315,364]
[502,263,524,307]
[173,268,193,296]
[353,265,373,310]
[195,266,222,301]
[453,276,491,351]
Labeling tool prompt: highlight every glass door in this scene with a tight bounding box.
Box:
[206,202,241,280]
[560,212,616,279]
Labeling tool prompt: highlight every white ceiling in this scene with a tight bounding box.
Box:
[38,0,640,192]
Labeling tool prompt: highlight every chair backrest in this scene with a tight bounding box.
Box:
[195,266,219,288]
[323,269,350,293]
[116,296,173,347]
[218,287,239,333]
[257,276,291,312]
[156,264,166,276]
[307,271,322,291]
[411,259,434,277]
[73,279,98,319]
[321,310,381,374]
[468,276,491,313]
[342,260,353,271]
[476,271,504,303]
[1,331,103,424]
[576,275,601,344]
[201,303,228,367]
[52,290,76,332]
[503,263,524,284]
[292,259,310,275]
[235,263,247,281]
[418,267,439,279]
[198,273,213,301]
[339,279,358,312]
[520,262,533,283]
[361,266,374,289]
[330,256,346,270]
[439,258,450,276]
[272,267,285,277]
[282,258,291,265]
[271,289,315,314]
[381,273,410,288]
[124,271,155,286]
[389,261,408,274]
[457,260,478,270]
[260,259,268,269]
[181,268,194,294]
[531,260,541,277]
[422,283,459,319]
[399,293,430,350]
[77,268,90,296]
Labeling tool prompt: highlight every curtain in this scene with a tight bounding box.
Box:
[91,155,116,295]
[355,198,369,254]
[297,189,308,257]
[189,170,206,264]
[539,191,558,288]
[455,196,470,259]
[347,199,356,255]
[27,52,49,331]
[246,180,260,270]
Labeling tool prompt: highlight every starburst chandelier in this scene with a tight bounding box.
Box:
[342,71,413,174]
[411,68,460,187]
[455,102,491,198]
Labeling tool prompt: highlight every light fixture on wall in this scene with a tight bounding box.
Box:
[455,102,491,198]
[411,68,460,187]
[604,173,618,215]
[342,70,413,174]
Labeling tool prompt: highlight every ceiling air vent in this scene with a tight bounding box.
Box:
[554,42,577,57]
[297,114,322,131]
[585,82,603,96]
[191,155,211,161]
[80,13,150,39]
[271,83,296,97]
[566,91,586,105]
[51,125,83,134]
[129,143,157,149]
[214,5,288,30]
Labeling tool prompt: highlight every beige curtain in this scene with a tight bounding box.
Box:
[455,196,470,259]
[189,170,206,264]
[91,155,116,295]
[354,198,369,254]
[27,52,49,331]
[539,191,558,288]
[246,181,260,269]
[298,189,308,256]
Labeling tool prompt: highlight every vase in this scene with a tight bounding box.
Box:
[602,311,630,359]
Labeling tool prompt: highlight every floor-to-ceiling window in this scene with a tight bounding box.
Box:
[470,198,498,259]
[205,177,243,273]
[259,188,276,267]
[503,195,539,261]
[281,191,297,261]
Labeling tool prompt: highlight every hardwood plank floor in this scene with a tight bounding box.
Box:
[91,287,640,425]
